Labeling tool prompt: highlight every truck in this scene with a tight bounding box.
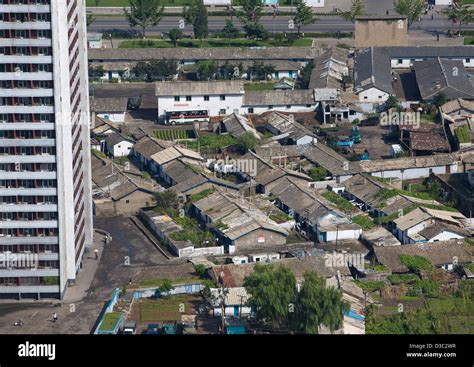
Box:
[122,320,137,335]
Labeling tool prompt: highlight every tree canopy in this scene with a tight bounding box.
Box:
[124,0,165,38]
[183,0,209,40]
[244,264,348,333]
[394,0,424,27]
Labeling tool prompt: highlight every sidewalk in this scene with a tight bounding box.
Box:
[62,231,108,303]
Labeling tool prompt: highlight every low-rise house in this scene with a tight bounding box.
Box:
[413,58,474,102]
[159,159,202,187]
[104,132,135,157]
[309,47,348,90]
[261,111,317,146]
[440,99,474,149]
[90,97,129,123]
[91,155,157,216]
[192,190,288,251]
[430,172,474,217]
[392,206,469,244]
[373,240,474,273]
[221,113,260,140]
[132,135,173,172]
[243,90,317,115]
[235,150,311,193]
[354,47,392,104]
[270,177,362,242]
[398,123,451,156]
[139,210,225,258]
[209,287,251,317]
[87,33,103,49]
[361,226,401,247]
[209,255,352,289]
[89,46,319,66]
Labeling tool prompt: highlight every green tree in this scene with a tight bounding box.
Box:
[221,20,240,40]
[243,21,269,40]
[292,0,318,36]
[154,189,178,211]
[133,59,177,81]
[442,0,473,34]
[124,0,165,38]
[341,0,364,22]
[197,60,218,80]
[238,0,264,39]
[193,264,207,278]
[293,272,348,334]
[433,91,447,107]
[394,0,424,27]
[168,28,184,47]
[247,61,275,80]
[159,279,174,297]
[297,59,315,89]
[385,95,400,110]
[237,131,259,152]
[238,0,263,23]
[308,167,328,181]
[243,263,297,330]
[183,0,209,41]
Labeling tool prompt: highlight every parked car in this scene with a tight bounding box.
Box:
[144,323,160,335]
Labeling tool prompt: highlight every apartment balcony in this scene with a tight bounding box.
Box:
[0,203,58,212]
[0,72,53,81]
[0,285,60,294]
[0,5,51,13]
[0,187,57,196]
[0,269,59,278]
[0,88,54,98]
[1,55,52,63]
[0,236,58,245]
[0,220,58,229]
[0,171,56,180]
[0,22,51,31]
[0,154,55,164]
[1,105,54,114]
[0,38,51,47]
[0,123,55,131]
[0,138,56,147]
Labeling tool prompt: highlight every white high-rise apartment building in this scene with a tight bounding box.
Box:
[0,0,93,299]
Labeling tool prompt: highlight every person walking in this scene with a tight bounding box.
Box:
[52,313,58,323]
[94,248,99,260]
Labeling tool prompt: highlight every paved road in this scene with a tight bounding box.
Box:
[88,14,474,35]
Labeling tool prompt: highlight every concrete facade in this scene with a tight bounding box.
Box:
[355,16,408,48]
[0,0,93,299]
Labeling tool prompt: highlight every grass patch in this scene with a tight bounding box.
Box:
[138,276,201,288]
[99,312,122,331]
[140,295,199,322]
[182,134,237,151]
[455,125,471,144]
[352,215,375,230]
[120,38,312,49]
[244,83,275,92]
[322,191,356,214]
[269,211,293,223]
[154,129,190,141]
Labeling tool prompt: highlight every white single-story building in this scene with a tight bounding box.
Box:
[105,132,134,157]
[209,287,251,317]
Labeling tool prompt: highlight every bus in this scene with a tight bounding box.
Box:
[164,110,210,125]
